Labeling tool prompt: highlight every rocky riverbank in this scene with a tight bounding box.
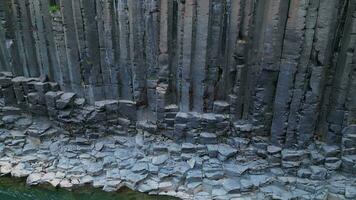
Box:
[1,110,356,200]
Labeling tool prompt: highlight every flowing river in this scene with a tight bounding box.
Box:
[0,176,178,200]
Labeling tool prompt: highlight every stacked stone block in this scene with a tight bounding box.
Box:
[0,72,139,137]
[173,111,230,142]
[341,125,356,173]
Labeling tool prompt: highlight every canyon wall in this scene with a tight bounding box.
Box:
[0,0,355,148]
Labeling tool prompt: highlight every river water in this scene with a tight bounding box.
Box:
[0,177,178,200]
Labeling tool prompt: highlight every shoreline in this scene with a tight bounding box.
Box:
[0,176,179,200]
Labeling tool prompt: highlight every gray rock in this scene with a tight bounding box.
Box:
[56,92,76,109]
[325,157,341,170]
[182,143,196,153]
[310,150,325,164]
[120,169,147,184]
[297,168,311,178]
[26,173,43,185]
[186,170,202,183]
[223,163,248,176]
[11,163,32,177]
[131,162,148,173]
[86,163,103,176]
[27,122,51,137]
[2,115,20,124]
[234,122,253,132]
[95,100,119,112]
[267,145,282,154]
[345,186,356,199]
[222,178,241,194]
[103,156,117,168]
[213,101,230,114]
[321,145,340,157]
[114,149,132,160]
[309,166,327,180]
[152,154,169,165]
[59,179,73,188]
[15,117,32,128]
[281,149,307,161]
[199,132,217,144]
[137,179,159,192]
[45,91,63,108]
[240,178,254,191]
[218,144,237,160]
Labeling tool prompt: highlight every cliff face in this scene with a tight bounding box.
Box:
[0,0,355,148]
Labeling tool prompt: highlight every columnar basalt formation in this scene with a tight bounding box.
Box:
[0,0,356,199]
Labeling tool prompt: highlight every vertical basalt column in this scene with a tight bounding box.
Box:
[2,0,22,75]
[271,0,308,146]
[59,0,83,96]
[81,0,104,102]
[191,0,210,112]
[51,8,68,90]
[96,0,119,99]
[29,0,50,77]
[250,0,290,134]
[204,0,224,112]
[128,0,147,105]
[297,0,340,147]
[40,0,61,83]
[285,0,319,147]
[0,74,16,105]
[145,0,160,114]
[0,0,9,71]
[117,0,133,101]
[325,2,356,144]
[11,0,39,77]
[231,0,254,120]
[0,17,10,72]
[217,0,240,102]
[28,0,60,81]
[179,0,195,112]
[156,0,172,121]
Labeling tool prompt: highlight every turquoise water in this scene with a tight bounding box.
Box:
[0,177,178,200]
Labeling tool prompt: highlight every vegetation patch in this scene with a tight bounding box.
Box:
[49,4,60,13]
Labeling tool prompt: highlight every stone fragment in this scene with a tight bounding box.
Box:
[59,179,73,188]
[45,91,63,108]
[345,186,356,199]
[152,154,169,165]
[297,168,311,178]
[218,144,237,160]
[222,178,241,194]
[186,170,202,183]
[309,166,327,180]
[213,101,230,114]
[56,92,76,109]
[26,173,43,185]
[199,132,217,144]
[321,145,340,157]
[267,145,282,154]
[27,122,51,137]
[324,157,341,170]
[118,100,137,120]
[86,163,103,176]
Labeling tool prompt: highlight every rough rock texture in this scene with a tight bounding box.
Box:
[0,0,356,199]
[0,1,354,146]
[0,105,356,200]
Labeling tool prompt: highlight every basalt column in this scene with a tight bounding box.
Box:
[0,0,355,149]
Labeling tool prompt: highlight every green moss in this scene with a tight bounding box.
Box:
[49,4,60,13]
